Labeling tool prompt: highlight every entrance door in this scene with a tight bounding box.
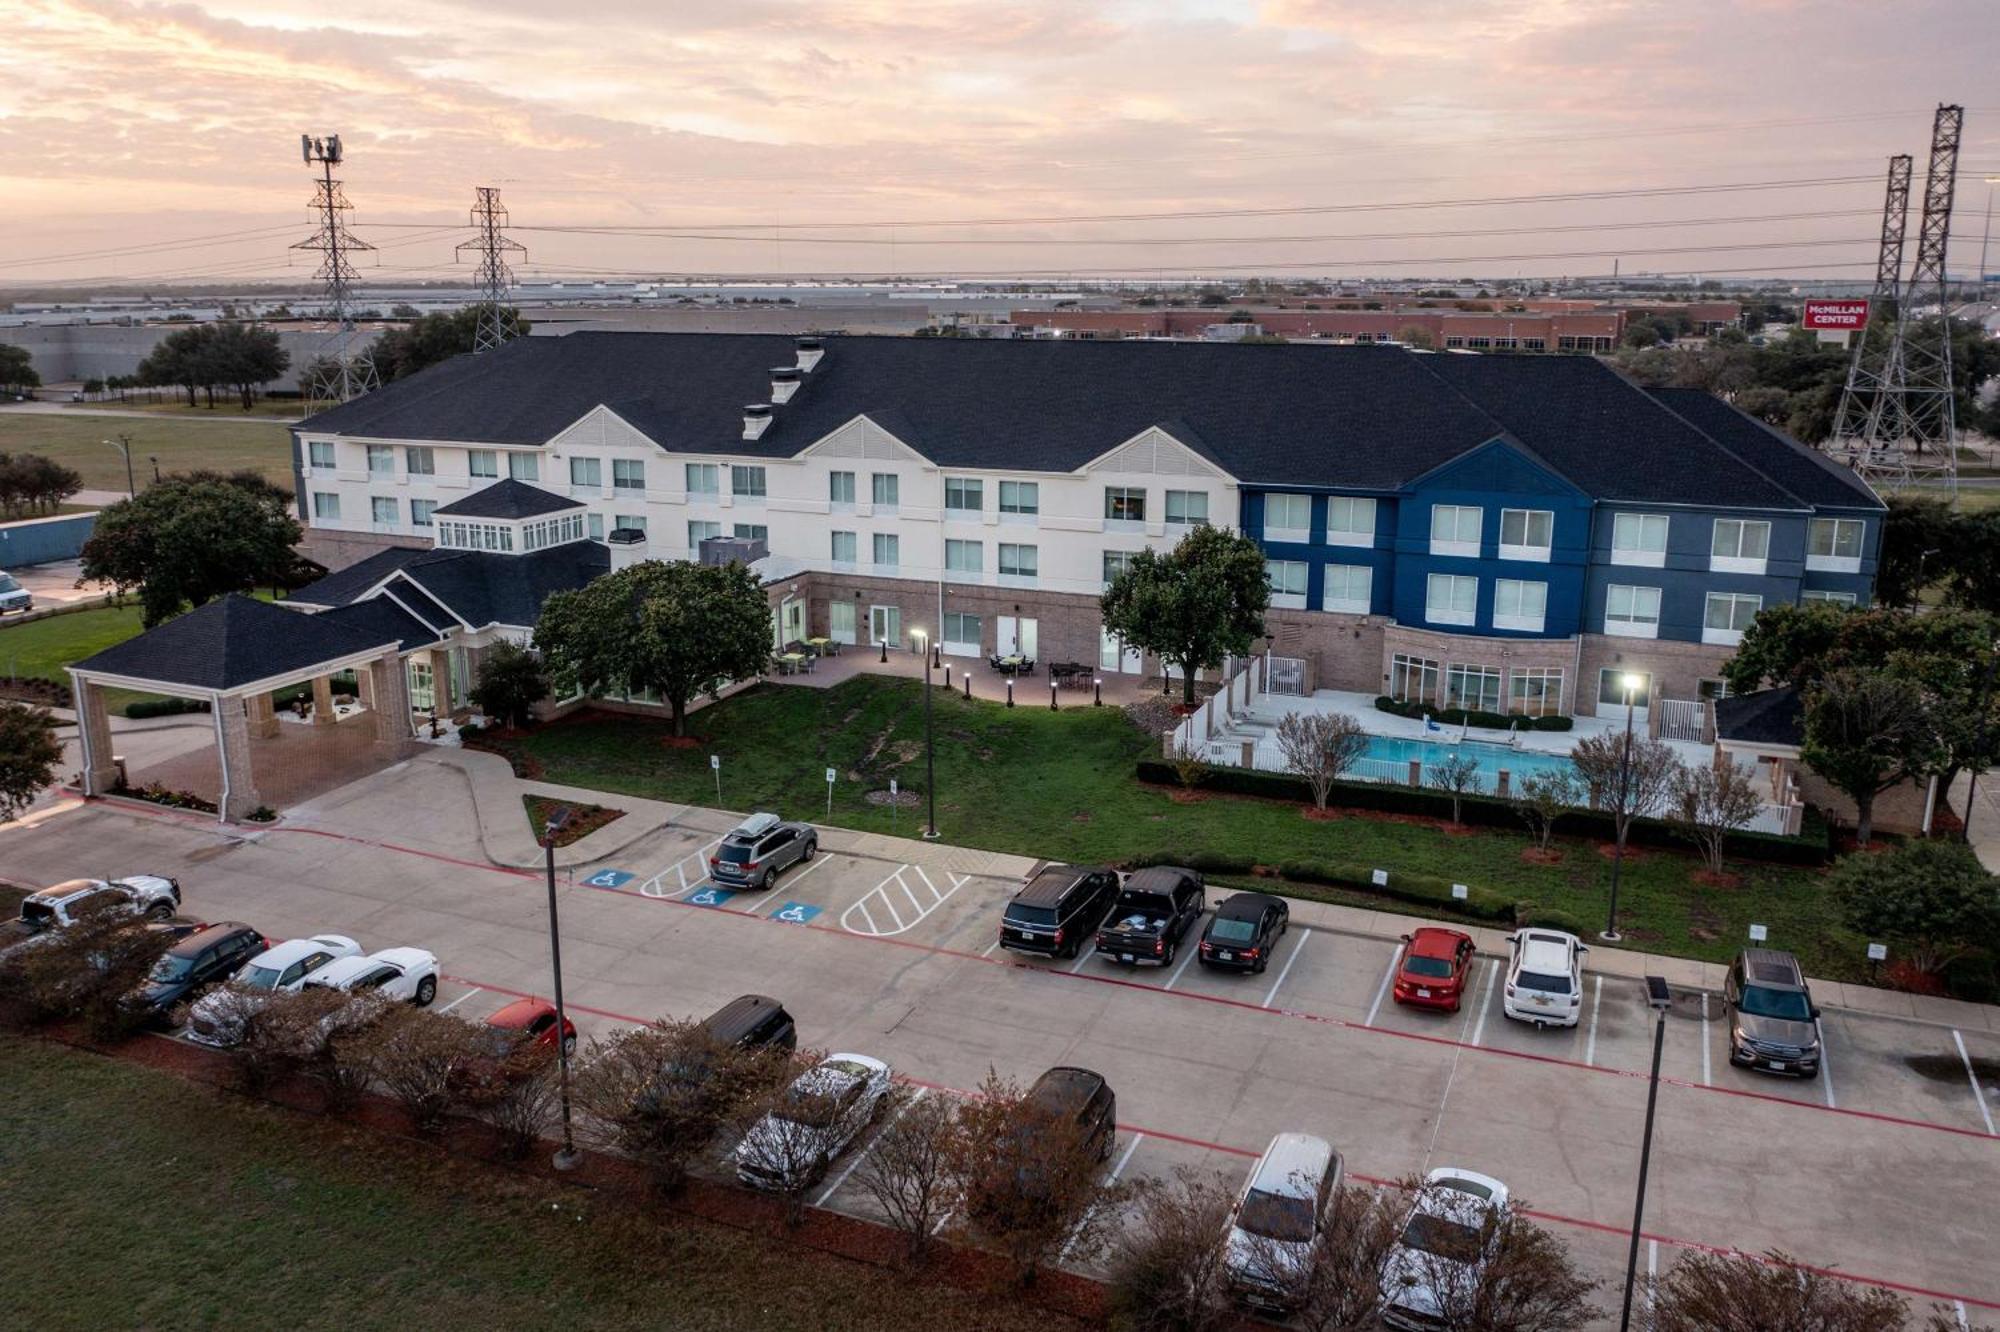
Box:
[829,602,857,646]
[782,597,804,645]
[407,658,435,713]
[1099,627,1142,674]
[869,605,901,647]
[998,616,1040,659]
[1596,668,1651,724]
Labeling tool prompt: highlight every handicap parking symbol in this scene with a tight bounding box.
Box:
[581,869,634,889]
[688,887,738,908]
[771,901,822,925]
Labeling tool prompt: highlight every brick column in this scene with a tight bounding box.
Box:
[216,695,264,821]
[76,680,122,795]
[355,666,375,709]
[246,691,279,739]
[367,651,411,744]
[311,674,335,726]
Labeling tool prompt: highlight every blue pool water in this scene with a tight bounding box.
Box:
[1358,733,1581,786]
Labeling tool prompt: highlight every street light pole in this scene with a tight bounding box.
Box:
[1619,976,1674,1331]
[103,435,136,497]
[541,809,581,1171]
[1602,673,1641,942]
[914,630,938,840]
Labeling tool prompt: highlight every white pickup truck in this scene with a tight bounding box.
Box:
[1,876,183,956]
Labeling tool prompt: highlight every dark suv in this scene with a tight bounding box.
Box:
[708,812,817,891]
[1724,948,1821,1078]
[1028,1066,1117,1162]
[124,922,267,1025]
[999,864,1118,959]
[700,993,797,1052]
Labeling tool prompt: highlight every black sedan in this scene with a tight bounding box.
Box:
[1196,892,1289,974]
[124,922,267,1024]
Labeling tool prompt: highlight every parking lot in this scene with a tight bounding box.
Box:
[4,783,1997,1324]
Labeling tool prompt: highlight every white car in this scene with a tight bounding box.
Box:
[1501,928,1587,1028]
[0,571,33,614]
[300,947,440,1006]
[185,934,363,1047]
[732,1054,892,1191]
[1222,1132,1342,1311]
[1,876,182,956]
[1380,1167,1512,1331]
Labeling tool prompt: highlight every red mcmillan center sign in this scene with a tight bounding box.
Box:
[1802,299,1870,331]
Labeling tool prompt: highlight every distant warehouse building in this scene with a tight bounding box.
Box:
[1008,307,1625,351]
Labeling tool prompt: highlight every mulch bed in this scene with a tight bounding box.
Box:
[522,795,625,847]
[1690,868,1743,889]
[1519,847,1564,865]
[1594,840,1648,862]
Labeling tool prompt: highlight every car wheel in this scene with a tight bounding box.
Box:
[146,901,174,921]
[801,840,816,862]
[414,975,437,1006]
[1164,941,1177,966]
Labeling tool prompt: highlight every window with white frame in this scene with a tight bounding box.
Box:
[1390,653,1440,705]
[686,520,717,547]
[1263,493,1310,541]
[308,440,335,469]
[1104,486,1146,523]
[1803,588,1858,606]
[1610,512,1669,566]
[586,513,604,541]
[998,543,1037,579]
[405,446,435,477]
[944,477,983,513]
[1604,584,1662,637]
[1704,591,1762,644]
[1322,563,1371,614]
[1445,664,1502,713]
[685,463,719,497]
[366,444,392,476]
[1498,508,1553,561]
[830,530,858,565]
[999,480,1038,516]
[507,453,538,482]
[872,533,899,567]
[1266,560,1307,608]
[1710,518,1770,572]
[1492,578,1548,632]
[1429,504,1483,556]
[872,472,899,508]
[570,457,601,488]
[312,491,340,520]
[942,611,981,655]
[1807,517,1864,571]
[731,465,766,499]
[370,496,398,527]
[410,499,437,528]
[468,450,498,479]
[1510,668,1564,717]
[1165,490,1208,526]
[733,523,767,542]
[1425,572,1478,626]
[945,539,982,576]
[828,470,855,506]
[613,459,646,492]
[1598,668,1651,711]
[1325,496,1376,547]
[1102,550,1133,586]
[613,514,646,537]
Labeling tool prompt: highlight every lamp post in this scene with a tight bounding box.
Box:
[1602,671,1644,942]
[913,630,938,840]
[102,434,136,497]
[541,808,581,1172]
[1619,976,1674,1331]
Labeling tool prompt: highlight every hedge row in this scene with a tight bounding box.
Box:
[1135,760,1833,866]
[124,696,211,719]
[1373,696,1574,732]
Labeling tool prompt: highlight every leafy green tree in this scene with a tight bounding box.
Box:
[369,307,528,381]
[0,343,41,394]
[135,321,288,409]
[79,478,302,626]
[1801,668,1936,846]
[0,453,82,518]
[0,701,63,820]
[1825,839,2000,975]
[468,640,550,728]
[1100,524,1269,707]
[1876,495,1956,607]
[534,559,770,737]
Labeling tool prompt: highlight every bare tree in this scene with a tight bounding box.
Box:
[732,1052,878,1229]
[0,904,175,1038]
[1426,751,1483,824]
[1513,769,1582,852]
[1276,711,1370,811]
[1569,733,1679,855]
[1105,1166,1240,1332]
[855,1089,958,1262]
[345,1006,487,1132]
[1288,1185,1404,1331]
[482,1059,565,1159]
[233,985,352,1095]
[1373,1183,1597,1332]
[1650,1249,1913,1332]
[1666,761,1765,873]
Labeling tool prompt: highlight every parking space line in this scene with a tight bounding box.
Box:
[1701,993,1713,1087]
[911,864,944,904]
[1364,945,1400,1026]
[897,872,928,917]
[1162,935,1202,990]
[1059,1133,1143,1262]
[435,987,482,1015]
[980,939,1003,959]
[784,854,834,888]
[1068,943,1099,973]
[1817,1019,1837,1108]
[815,1087,928,1208]
[840,862,978,937]
[1261,928,1309,1008]
[855,901,883,934]
[1584,975,1603,1066]
[1467,959,1500,1046]
[1647,1239,1658,1321]
[1953,1030,1996,1136]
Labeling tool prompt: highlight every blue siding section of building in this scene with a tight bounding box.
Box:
[0,512,97,567]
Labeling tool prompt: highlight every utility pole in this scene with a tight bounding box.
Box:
[292,134,379,404]
[103,434,135,497]
[458,187,526,353]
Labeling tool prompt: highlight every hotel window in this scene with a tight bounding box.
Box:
[585,513,604,541]
[999,480,1039,516]
[1598,668,1652,711]
[410,499,437,528]
[1510,668,1564,718]
[570,457,601,488]
[998,543,1038,579]
[1445,664,1502,714]
[733,523,768,542]
[308,440,335,469]
[1390,653,1440,706]
[1266,560,1307,609]
[1604,584,1661,637]
[1164,489,1208,526]
[1103,550,1133,587]
[945,539,982,575]
[942,611,981,655]
[1325,496,1376,547]
[370,496,398,527]
[366,444,393,476]
[1807,517,1865,571]
[872,533,900,568]
[730,465,767,499]
[1104,486,1147,523]
[944,477,983,513]
[1322,563,1372,614]
[1710,518,1770,572]
[1263,493,1310,541]
[828,471,855,505]
[686,463,719,497]
[507,452,538,482]
[613,459,646,492]
[872,472,899,508]
[613,515,646,537]
[1703,591,1762,645]
[468,450,498,478]
[405,446,435,476]
[1498,508,1553,561]
[1610,512,1668,566]
[312,492,340,520]
[1803,588,1858,607]
[1425,572,1478,626]
[830,531,858,565]
[1492,578,1548,632]
[1429,504,1482,556]
[686,520,717,548]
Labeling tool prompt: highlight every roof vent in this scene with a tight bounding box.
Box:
[742,403,774,441]
[770,366,802,405]
[606,526,648,572]
[795,337,825,373]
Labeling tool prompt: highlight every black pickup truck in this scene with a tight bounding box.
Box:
[1094,866,1205,966]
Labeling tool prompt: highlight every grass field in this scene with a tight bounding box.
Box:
[0,1035,1062,1332]
[491,676,1855,977]
[63,398,306,419]
[0,602,147,683]
[0,411,293,491]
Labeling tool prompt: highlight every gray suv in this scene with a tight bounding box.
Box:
[1723,948,1821,1079]
[707,812,817,891]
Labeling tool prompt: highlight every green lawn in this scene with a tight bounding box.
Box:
[0,411,293,491]
[63,398,305,420]
[492,677,1856,977]
[0,602,147,683]
[0,1035,1064,1332]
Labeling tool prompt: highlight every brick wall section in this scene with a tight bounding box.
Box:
[1264,609,1385,694]
[1576,633,1734,718]
[366,650,412,743]
[790,571,1147,672]
[215,697,263,821]
[1795,770,1934,837]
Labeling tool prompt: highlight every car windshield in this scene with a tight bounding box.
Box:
[717,843,753,864]
[776,1087,848,1129]
[1237,1188,1316,1244]
[148,954,195,983]
[1401,1212,1484,1263]
[1518,970,1573,995]
[237,964,285,991]
[1405,955,1454,979]
[1210,918,1258,943]
[1739,985,1812,1021]
[0,575,20,593]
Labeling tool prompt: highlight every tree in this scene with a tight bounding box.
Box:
[534,560,772,738]
[468,641,550,728]
[1105,1167,1239,1332]
[1569,733,1679,854]
[79,478,303,626]
[370,307,527,381]
[1100,524,1270,707]
[0,453,81,518]
[0,343,40,394]
[1801,668,1935,846]
[345,1006,486,1132]
[1513,768,1582,852]
[1876,495,1956,607]
[1275,711,1369,811]
[1396,325,1436,350]
[0,701,63,821]
[1826,839,2000,975]
[1665,761,1765,873]
[1649,1249,1913,1332]
[133,321,287,409]
[855,1089,958,1262]
[0,902,176,1038]
[1425,750,1483,825]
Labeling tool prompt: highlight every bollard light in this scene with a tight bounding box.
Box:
[1050,678,1059,712]
[1094,676,1103,707]
[1006,678,1014,708]
[963,672,971,700]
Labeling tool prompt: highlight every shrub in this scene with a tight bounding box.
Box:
[1515,904,1589,935]
[123,696,212,719]
[234,986,353,1094]
[1106,1167,1238,1332]
[1273,858,1514,922]
[855,1088,958,1263]
[1650,1249,1912,1332]
[0,904,175,1032]
[469,641,551,729]
[1530,714,1575,731]
[345,1006,489,1132]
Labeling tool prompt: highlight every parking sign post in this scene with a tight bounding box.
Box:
[825,766,836,819]
[710,753,721,804]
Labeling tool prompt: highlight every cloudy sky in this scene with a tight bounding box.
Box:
[2,0,1996,286]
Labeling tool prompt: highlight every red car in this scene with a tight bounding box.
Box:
[484,997,578,1057]
[1391,927,1477,1012]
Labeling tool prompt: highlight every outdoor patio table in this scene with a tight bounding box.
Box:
[779,652,806,675]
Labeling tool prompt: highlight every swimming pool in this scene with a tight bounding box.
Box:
[1353,733,1582,791]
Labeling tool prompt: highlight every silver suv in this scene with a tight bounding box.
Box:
[1723,948,1821,1079]
[707,812,817,891]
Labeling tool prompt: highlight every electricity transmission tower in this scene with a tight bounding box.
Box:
[457,187,526,353]
[292,134,380,403]
[1832,105,1964,494]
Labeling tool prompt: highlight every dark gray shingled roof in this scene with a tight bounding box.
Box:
[1646,388,1884,511]
[287,540,609,630]
[299,332,1873,509]
[316,597,442,654]
[431,477,582,519]
[1713,686,1804,748]
[283,546,430,609]
[73,594,399,691]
